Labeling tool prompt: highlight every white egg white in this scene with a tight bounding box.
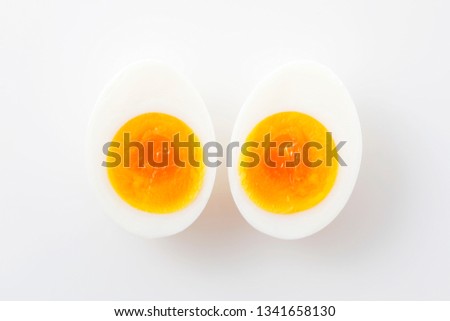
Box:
[228,61,362,240]
[86,60,216,238]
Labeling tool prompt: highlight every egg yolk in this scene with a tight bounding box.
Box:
[239,111,338,214]
[106,112,205,214]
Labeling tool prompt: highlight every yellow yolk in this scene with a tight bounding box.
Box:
[239,111,338,214]
[106,112,205,214]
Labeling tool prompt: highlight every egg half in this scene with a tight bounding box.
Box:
[228,61,362,240]
[86,60,216,238]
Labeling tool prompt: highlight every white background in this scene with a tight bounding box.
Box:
[1,0,449,300]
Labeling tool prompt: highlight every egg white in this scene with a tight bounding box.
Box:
[228,61,362,240]
[86,60,216,238]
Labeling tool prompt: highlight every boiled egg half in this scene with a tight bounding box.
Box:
[86,60,216,238]
[228,61,362,240]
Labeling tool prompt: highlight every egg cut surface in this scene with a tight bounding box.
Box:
[87,60,216,238]
[229,61,362,240]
